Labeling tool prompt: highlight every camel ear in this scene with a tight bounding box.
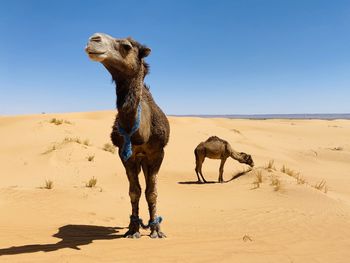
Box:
[139,46,151,58]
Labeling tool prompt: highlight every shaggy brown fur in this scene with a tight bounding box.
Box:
[86,33,170,238]
[194,136,254,183]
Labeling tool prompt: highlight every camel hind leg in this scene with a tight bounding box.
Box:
[195,149,207,183]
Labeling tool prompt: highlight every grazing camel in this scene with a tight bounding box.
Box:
[85,33,170,238]
[194,136,254,183]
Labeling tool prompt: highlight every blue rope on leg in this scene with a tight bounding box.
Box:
[138,216,163,229]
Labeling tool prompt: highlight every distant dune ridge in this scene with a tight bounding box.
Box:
[173,113,350,120]
[0,112,350,262]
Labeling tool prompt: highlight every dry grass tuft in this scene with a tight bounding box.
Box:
[231,128,241,134]
[86,177,97,188]
[242,234,253,242]
[251,170,263,189]
[271,177,281,191]
[255,170,263,183]
[313,180,327,193]
[296,175,306,185]
[50,118,72,125]
[64,137,82,144]
[281,165,299,178]
[42,137,90,155]
[280,165,307,185]
[265,160,276,171]
[252,181,260,189]
[324,186,328,194]
[103,143,116,154]
[42,145,57,154]
[44,180,53,189]
[280,164,287,173]
[330,146,343,151]
[87,155,95,162]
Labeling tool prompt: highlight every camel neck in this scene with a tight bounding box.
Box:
[114,72,144,132]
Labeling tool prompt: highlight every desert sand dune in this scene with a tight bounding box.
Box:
[0,112,350,262]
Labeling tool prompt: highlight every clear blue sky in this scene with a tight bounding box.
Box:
[1,0,349,115]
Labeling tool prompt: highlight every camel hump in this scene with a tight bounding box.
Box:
[206,136,228,144]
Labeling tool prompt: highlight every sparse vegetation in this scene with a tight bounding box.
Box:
[280,164,308,186]
[86,177,97,188]
[296,175,306,185]
[271,177,281,191]
[50,118,72,125]
[252,170,263,189]
[231,128,241,134]
[265,160,276,171]
[64,137,82,144]
[242,235,253,242]
[42,137,91,155]
[87,155,95,162]
[44,180,53,189]
[103,143,116,154]
[280,165,299,177]
[255,170,263,183]
[313,180,327,193]
[330,146,343,151]
[42,145,57,154]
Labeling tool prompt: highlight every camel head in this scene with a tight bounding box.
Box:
[239,152,254,167]
[85,33,151,78]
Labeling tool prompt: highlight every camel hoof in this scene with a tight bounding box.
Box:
[150,230,167,239]
[124,231,141,239]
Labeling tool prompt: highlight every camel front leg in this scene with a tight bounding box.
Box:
[218,158,227,183]
[142,150,166,238]
[196,163,207,183]
[123,163,142,238]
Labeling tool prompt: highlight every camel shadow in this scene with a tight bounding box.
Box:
[0,224,125,256]
[178,169,250,185]
[178,180,217,185]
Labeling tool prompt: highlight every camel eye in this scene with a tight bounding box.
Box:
[121,43,132,51]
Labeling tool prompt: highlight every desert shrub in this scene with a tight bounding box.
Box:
[265,160,276,171]
[50,118,72,125]
[313,180,327,193]
[64,137,81,144]
[86,177,97,188]
[281,165,299,178]
[44,180,53,189]
[103,143,116,153]
[296,175,306,185]
[271,177,281,191]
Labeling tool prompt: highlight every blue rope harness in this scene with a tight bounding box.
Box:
[117,104,142,161]
[130,215,163,229]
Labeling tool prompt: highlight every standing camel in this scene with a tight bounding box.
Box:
[194,136,254,183]
[85,33,170,238]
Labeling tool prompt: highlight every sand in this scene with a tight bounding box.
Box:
[0,112,350,262]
